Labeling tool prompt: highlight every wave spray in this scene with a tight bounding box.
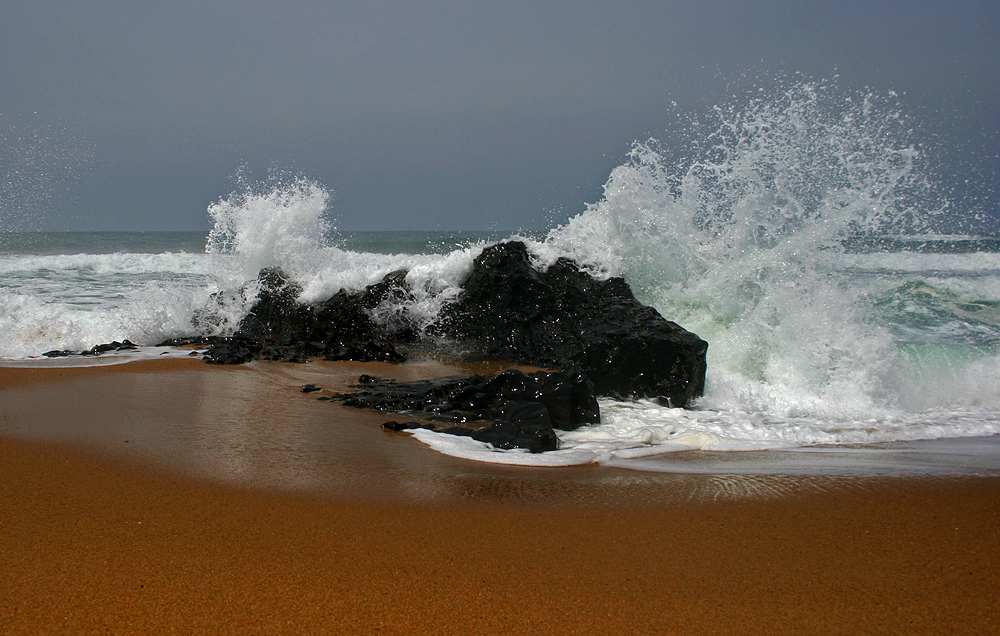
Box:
[522,78,1000,463]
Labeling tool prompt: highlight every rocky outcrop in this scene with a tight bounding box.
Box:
[149,240,710,453]
[434,242,708,407]
[334,368,600,453]
[42,340,138,358]
[211,241,706,407]
[200,267,405,364]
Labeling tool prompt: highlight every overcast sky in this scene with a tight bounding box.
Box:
[2,0,998,232]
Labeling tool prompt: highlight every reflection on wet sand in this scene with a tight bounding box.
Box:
[0,358,981,506]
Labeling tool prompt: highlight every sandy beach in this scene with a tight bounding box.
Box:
[2,359,999,634]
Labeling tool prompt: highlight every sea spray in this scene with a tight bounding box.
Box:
[202,169,491,340]
[527,77,1000,458]
[206,171,333,281]
[0,119,93,232]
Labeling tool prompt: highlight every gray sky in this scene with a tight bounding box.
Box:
[2,0,998,232]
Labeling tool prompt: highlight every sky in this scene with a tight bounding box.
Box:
[1,0,998,233]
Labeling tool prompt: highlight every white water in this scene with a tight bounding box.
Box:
[417,80,1000,468]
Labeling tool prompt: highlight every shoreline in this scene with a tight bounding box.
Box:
[2,358,999,633]
[2,355,998,492]
[2,355,1000,499]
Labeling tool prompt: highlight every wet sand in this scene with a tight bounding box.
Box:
[1,359,999,634]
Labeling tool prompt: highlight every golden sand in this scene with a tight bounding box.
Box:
[1,359,998,634]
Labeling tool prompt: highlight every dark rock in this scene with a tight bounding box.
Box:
[206,267,406,365]
[236,267,306,343]
[340,368,598,453]
[199,242,706,403]
[338,368,598,431]
[439,426,476,436]
[241,268,391,348]
[379,396,561,453]
[381,421,436,432]
[202,335,260,364]
[156,336,229,348]
[43,339,140,358]
[355,269,419,343]
[322,340,405,363]
[436,241,708,406]
[259,346,286,361]
[469,401,560,452]
[301,384,322,393]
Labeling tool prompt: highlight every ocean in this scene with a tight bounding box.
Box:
[3,80,1000,475]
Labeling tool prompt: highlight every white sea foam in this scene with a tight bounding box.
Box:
[410,398,1000,472]
[0,252,216,277]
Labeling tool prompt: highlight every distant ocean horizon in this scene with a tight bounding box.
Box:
[0,229,513,255]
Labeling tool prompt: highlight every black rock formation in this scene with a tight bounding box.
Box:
[336,368,600,453]
[435,241,708,407]
[340,368,600,429]
[384,414,559,454]
[201,267,405,364]
[43,339,138,358]
[198,241,707,408]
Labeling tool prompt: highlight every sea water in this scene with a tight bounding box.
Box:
[2,78,1000,474]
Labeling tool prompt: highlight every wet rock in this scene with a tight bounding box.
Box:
[322,340,405,363]
[202,336,260,365]
[340,368,599,431]
[201,268,405,365]
[464,401,560,453]
[382,421,435,432]
[43,339,139,358]
[173,241,707,408]
[156,336,229,348]
[236,267,307,342]
[343,368,598,453]
[437,241,708,406]
[354,269,419,343]
[380,399,561,453]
